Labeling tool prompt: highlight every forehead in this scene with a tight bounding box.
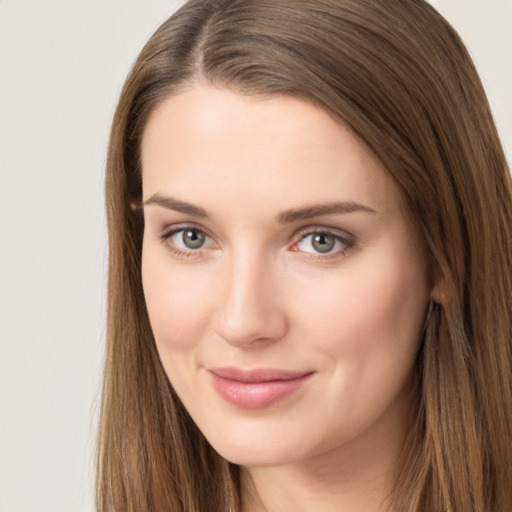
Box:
[140,86,399,217]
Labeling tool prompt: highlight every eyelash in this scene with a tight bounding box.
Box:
[159,224,214,258]
[158,224,355,260]
[291,227,355,260]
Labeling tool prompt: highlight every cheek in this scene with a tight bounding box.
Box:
[141,247,214,353]
[291,244,428,369]
[289,249,428,441]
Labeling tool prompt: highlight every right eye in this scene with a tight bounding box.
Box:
[161,227,215,255]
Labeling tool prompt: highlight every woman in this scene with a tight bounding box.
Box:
[97,0,512,510]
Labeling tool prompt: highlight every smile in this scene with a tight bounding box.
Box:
[208,367,315,409]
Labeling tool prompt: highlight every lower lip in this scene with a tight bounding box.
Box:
[209,372,313,409]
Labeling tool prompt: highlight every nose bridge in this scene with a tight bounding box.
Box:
[214,243,287,346]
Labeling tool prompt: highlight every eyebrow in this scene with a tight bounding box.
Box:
[143,193,209,218]
[276,201,377,223]
[143,193,377,222]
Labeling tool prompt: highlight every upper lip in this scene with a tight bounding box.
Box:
[208,367,314,383]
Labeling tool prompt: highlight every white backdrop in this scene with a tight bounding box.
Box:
[0,1,510,511]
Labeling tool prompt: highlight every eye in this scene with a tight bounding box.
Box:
[161,226,215,254]
[177,228,207,249]
[293,230,353,256]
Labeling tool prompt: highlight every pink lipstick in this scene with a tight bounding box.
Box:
[208,367,314,409]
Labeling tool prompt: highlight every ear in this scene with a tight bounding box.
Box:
[129,200,142,212]
[430,280,446,305]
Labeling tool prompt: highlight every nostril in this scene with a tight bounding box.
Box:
[213,301,288,347]
[213,256,289,346]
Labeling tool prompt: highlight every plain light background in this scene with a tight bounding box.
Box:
[0,1,510,511]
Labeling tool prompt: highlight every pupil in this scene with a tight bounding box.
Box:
[183,229,205,249]
[312,233,335,253]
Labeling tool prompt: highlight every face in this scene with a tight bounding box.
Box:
[141,85,430,468]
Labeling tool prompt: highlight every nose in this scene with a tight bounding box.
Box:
[213,249,289,347]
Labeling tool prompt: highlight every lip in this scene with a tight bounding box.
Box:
[208,367,314,409]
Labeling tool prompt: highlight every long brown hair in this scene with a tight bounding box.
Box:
[97,1,512,510]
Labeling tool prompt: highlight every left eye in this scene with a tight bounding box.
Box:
[295,232,347,254]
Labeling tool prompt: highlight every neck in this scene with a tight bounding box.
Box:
[241,450,396,512]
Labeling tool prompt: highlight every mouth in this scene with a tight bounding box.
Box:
[208,367,315,409]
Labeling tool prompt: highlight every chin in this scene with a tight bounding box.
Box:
[214,443,300,468]
[202,424,313,468]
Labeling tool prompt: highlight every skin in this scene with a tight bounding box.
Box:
[141,85,431,512]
